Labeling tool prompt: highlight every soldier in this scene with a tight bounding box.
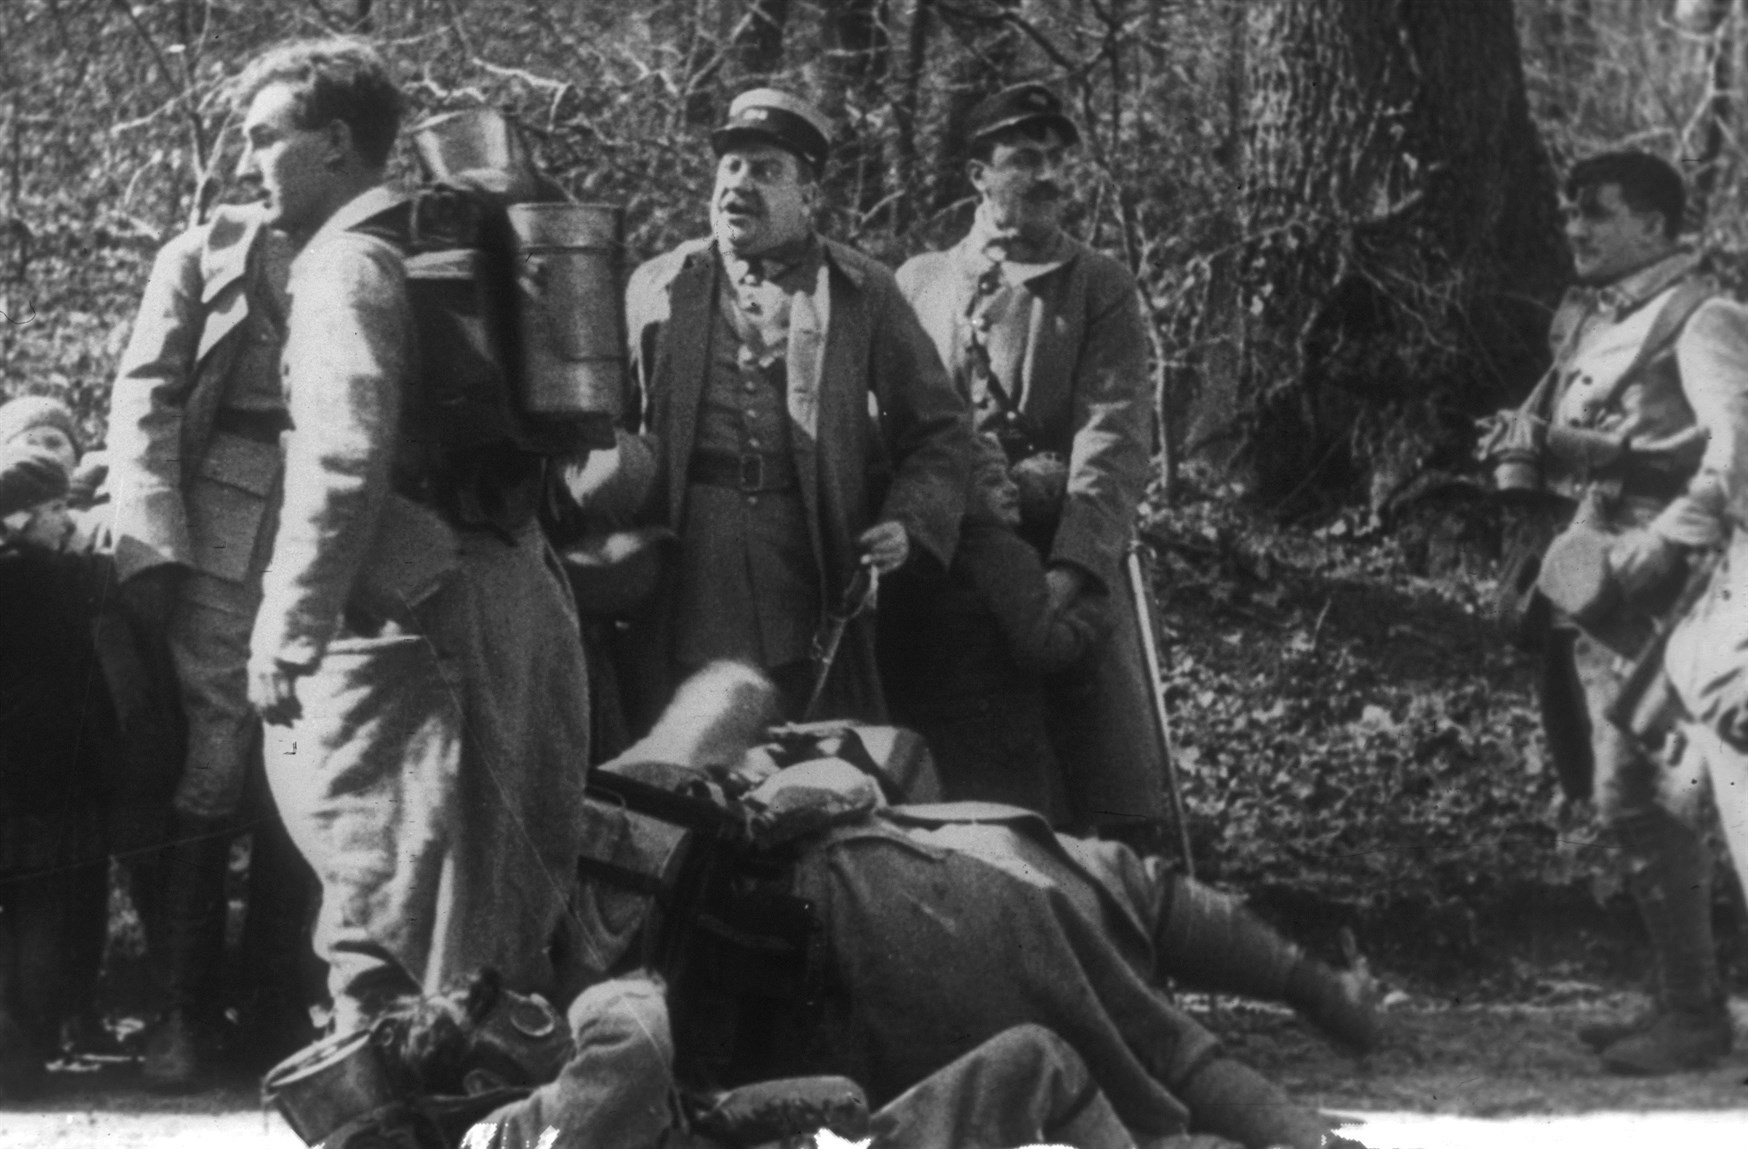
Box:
[228,38,590,1035]
[105,192,319,1085]
[1484,150,1747,1074]
[623,88,970,723]
[896,83,1162,839]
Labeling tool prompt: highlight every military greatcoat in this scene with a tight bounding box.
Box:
[625,236,970,723]
[898,230,1164,830]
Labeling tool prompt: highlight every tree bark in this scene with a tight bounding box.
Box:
[1200,0,1567,506]
[817,0,892,227]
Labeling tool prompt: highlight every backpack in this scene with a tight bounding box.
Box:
[351,173,622,529]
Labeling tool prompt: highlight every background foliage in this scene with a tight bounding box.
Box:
[4,0,1746,978]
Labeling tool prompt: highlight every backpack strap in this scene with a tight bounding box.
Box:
[1590,274,1718,418]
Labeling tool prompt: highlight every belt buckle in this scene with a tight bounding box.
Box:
[738,452,765,492]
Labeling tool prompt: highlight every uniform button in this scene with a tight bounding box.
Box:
[748,437,761,449]
[745,408,758,419]
[747,495,760,507]
[744,380,757,394]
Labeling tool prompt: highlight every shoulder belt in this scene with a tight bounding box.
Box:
[1591,275,1719,418]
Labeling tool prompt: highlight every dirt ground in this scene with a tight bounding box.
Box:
[4,992,1745,1148]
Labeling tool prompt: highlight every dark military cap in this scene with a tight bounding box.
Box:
[965,82,1081,148]
[711,88,832,174]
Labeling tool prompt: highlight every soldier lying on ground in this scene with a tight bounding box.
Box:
[567,663,1381,1149]
[340,970,1268,1148]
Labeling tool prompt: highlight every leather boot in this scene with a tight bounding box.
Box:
[1596,810,1733,1076]
[141,818,231,1091]
[1156,876,1383,1053]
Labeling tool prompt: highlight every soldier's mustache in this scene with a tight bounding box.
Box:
[721,195,764,216]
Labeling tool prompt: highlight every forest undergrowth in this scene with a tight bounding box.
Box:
[1145,463,1748,1000]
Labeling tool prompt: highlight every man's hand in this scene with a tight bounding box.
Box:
[857,520,910,574]
[1046,564,1088,614]
[248,654,305,727]
[1608,528,1685,601]
[0,442,68,517]
[118,565,185,633]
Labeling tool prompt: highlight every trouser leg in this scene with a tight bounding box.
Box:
[1577,635,1732,1074]
[869,1024,1136,1149]
[1173,1054,1340,1149]
[263,631,462,1036]
[1689,722,1748,930]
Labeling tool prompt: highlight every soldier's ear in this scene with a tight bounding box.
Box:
[322,118,355,169]
[967,157,990,196]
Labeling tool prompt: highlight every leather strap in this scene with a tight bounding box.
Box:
[688,449,797,493]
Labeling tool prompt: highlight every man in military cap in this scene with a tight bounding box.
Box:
[622,87,970,722]
[897,82,1163,839]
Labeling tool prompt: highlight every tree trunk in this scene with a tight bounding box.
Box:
[817,0,892,229]
[1207,0,1567,507]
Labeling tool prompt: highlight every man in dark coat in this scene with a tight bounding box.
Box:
[623,88,970,723]
[897,83,1163,838]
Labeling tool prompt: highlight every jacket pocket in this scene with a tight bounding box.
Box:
[186,431,280,583]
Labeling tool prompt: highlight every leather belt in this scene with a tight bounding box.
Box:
[688,450,796,493]
[212,407,291,443]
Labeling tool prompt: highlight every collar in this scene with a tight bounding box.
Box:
[720,234,821,287]
[1591,248,1702,321]
[300,184,406,255]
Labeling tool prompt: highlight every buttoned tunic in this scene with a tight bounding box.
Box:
[674,258,819,668]
[105,205,293,820]
[625,236,970,722]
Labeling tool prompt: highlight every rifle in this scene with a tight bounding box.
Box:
[802,562,879,722]
[1126,541,1196,877]
[1603,546,1722,760]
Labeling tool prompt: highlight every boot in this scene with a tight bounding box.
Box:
[141,818,231,1091]
[1284,932,1385,1055]
[1594,810,1733,1076]
[1155,876,1384,1053]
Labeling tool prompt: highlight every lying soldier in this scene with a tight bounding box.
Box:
[273,967,1344,1149]
[358,965,1258,1147]
[568,663,1381,1149]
